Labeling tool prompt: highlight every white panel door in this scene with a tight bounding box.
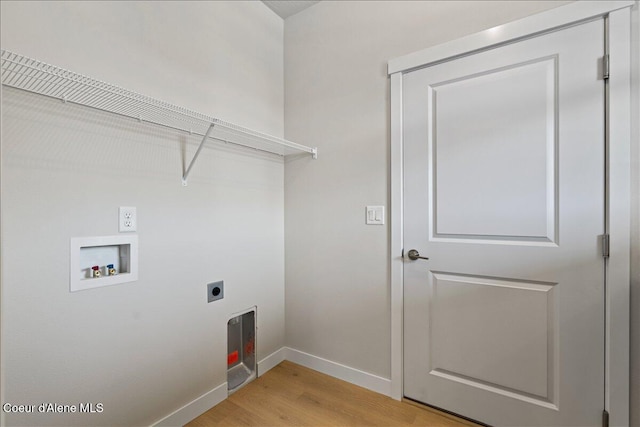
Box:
[403,19,605,427]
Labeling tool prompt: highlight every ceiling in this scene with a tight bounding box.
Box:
[262,1,320,19]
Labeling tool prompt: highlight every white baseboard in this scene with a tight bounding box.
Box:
[284,347,392,397]
[153,347,392,426]
[152,382,227,427]
[258,347,286,377]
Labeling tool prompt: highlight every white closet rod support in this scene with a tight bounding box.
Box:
[182,123,215,186]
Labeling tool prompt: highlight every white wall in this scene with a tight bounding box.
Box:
[285,1,640,426]
[285,0,639,422]
[0,1,283,135]
[284,0,572,380]
[0,1,284,426]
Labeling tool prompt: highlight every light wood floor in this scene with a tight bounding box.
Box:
[187,361,479,426]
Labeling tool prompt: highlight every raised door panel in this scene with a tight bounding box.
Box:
[431,58,557,243]
[430,273,557,407]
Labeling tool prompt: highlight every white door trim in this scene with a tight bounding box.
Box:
[606,7,633,424]
[388,1,634,75]
[389,2,633,425]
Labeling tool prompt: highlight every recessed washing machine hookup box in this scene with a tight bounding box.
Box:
[70,235,138,292]
[227,309,256,394]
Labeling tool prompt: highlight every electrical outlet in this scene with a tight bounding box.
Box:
[207,281,224,303]
[119,207,137,232]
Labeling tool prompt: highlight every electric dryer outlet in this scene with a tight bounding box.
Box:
[208,281,224,303]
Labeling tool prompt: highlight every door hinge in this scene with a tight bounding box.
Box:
[602,234,610,258]
[603,54,610,80]
[603,409,609,427]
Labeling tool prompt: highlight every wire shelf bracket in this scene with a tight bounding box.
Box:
[1,50,317,186]
[182,123,215,186]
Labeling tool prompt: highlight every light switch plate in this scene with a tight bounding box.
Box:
[366,206,384,225]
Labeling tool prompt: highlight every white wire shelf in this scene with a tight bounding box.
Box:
[1,50,317,185]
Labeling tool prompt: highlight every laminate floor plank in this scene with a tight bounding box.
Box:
[186,361,478,427]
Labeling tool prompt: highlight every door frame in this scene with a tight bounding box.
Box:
[388,1,634,425]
